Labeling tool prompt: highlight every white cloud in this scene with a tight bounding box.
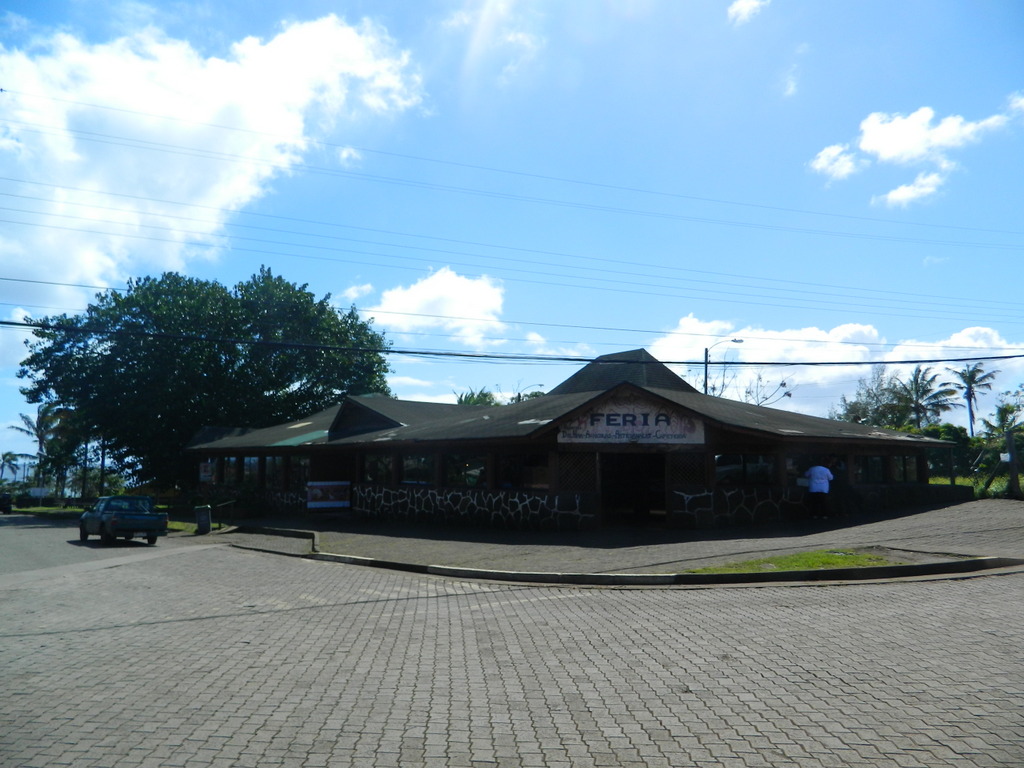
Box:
[447,0,546,87]
[646,316,1022,428]
[782,43,808,97]
[887,327,1012,365]
[650,315,885,410]
[1,11,29,34]
[858,107,1006,165]
[522,331,594,359]
[387,375,436,389]
[811,100,1014,205]
[337,146,363,167]
[368,267,507,348]
[884,329,1023,422]
[810,144,862,180]
[873,171,945,208]
[727,0,770,26]
[0,16,422,288]
[782,68,798,98]
[341,283,374,302]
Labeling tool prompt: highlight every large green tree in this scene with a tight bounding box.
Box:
[947,362,999,437]
[829,365,908,427]
[18,269,391,488]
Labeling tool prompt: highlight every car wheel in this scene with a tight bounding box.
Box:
[146,534,157,545]
[100,531,115,546]
[79,525,88,542]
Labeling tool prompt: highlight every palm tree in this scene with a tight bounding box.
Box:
[8,403,68,488]
[455,387,501,406]
[948,362,999,437]
[0,451,19,482]
[981,401,1022,437]
[895,365,963,429]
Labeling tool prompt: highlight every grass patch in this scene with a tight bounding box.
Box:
[928,476,973,487]
[15,507,223,533]
[685,548,901,575]
[168,520,226,534]
[17,507,84,520]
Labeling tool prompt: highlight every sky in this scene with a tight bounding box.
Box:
[1,0,1023,464]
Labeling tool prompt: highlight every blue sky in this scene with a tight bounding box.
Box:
[1,0,1022,463]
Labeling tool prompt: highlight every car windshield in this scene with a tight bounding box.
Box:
[106,498,151,513]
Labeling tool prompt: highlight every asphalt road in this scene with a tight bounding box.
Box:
[0,513,187,577]
[2,511,1023,767]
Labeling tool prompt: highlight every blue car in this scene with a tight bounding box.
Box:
[79,495,168,545]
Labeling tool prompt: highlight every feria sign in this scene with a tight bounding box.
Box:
[558,395,704,444]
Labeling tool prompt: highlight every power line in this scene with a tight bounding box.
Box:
[4,317,1021,368]
[4,195,1022,320]
[3,213,1022,328]
[6,88,1024,240]
[3,274,1023,353]
[3,117,1023,253]
[1,178,1020,314]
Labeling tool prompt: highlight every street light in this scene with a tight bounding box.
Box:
[703,338,743,395]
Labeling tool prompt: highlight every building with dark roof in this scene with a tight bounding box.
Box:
[187,349,967,529]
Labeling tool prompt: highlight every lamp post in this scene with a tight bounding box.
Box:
[703,338,743,395]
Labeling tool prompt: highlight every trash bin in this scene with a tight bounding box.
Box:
[195,505,212,535]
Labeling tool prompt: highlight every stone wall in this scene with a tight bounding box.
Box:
[352,484,596,530]
[668,486,805,529]
[669,482,976,529]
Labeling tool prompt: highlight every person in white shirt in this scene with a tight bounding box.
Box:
[804,461,834,519]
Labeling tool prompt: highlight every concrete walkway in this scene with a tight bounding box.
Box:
[203,498,1024,584]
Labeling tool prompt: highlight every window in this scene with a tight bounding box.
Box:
[243,456,260,485]
[362,454,393,485]
[892,456,918,483]
[265,456,284,489]
[905,457,918,482]
[289,456,309,492]
[401,454,435,485]
[445,454,488,487]
[854,455,885,484]
[499,453,549,489]
[715,454,774,485]
[222,457,239,485]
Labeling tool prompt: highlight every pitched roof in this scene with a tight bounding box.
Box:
[187,350,947,451]
[547,349,698,395]
[646,388,943,444]
[187,405,341,451]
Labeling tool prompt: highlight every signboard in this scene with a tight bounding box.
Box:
[558,394,704,444]
[307,481,351,509]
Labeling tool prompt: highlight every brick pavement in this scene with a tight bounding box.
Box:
[224,499,1024,575]
[2,515,1023,768]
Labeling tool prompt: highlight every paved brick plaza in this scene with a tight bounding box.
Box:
[2,502,1023,767]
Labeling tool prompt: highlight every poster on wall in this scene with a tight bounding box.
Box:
[558,393,705,444]
[307,481,351,509]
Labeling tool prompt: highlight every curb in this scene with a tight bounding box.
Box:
[308,552,1024,586]
[222,525,1024,587]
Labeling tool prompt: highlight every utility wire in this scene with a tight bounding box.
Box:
[3,118,1023,252]
[5,88,1024,239]
[4,318,1021,368]
[3,215,1021,327]
[3,274,1023,353]
[3,178,1022,313]
[2,196,1020,319]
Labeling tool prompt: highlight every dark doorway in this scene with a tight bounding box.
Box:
[600,453,667,525]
